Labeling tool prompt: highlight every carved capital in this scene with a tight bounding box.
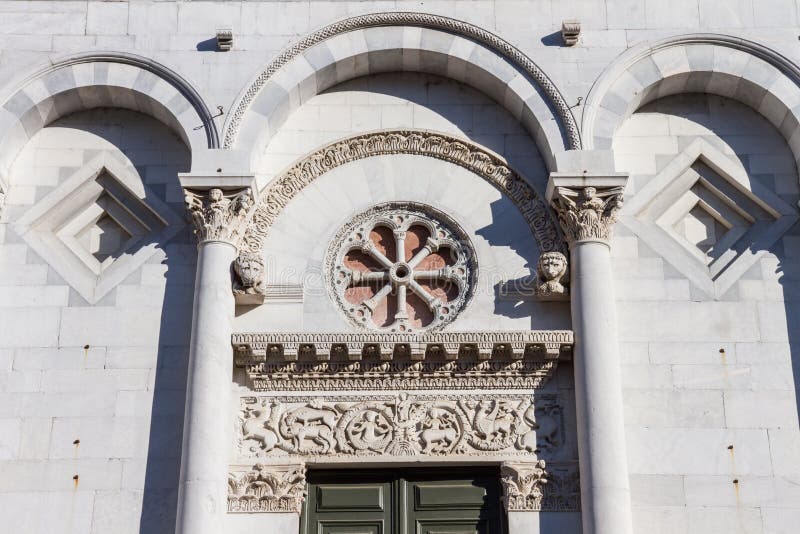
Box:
[184,187,254,246]
[550,185,624,244]
[546,174,628,245]
[228,463,307,513]
[501,460,548,512]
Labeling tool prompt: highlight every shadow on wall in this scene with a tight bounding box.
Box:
[138,239,195,534]
[46,111,198,534]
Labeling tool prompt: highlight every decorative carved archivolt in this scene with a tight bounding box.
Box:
[184,187,254,245]
[232,330,574,363]
[550,186,624,244]
[241,130,565,256]
[326,203,476,332]
[236,393,563,459]
[228,463,306,513]
[223,12,580,150]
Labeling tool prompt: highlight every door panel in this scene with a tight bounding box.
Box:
[320,520,385,534]
[415,519,486,534]
[317,484,386,511]
[302,468,505,534]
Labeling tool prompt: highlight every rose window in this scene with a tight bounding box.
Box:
[328,203,476,332]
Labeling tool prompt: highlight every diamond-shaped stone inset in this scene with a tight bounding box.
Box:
[622,139,798,298]
[15,153,185,303]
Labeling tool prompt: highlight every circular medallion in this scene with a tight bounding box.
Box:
[326,203,477,333]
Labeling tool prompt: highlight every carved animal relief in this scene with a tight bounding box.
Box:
[237,394,564,459]
[326,203,477,332]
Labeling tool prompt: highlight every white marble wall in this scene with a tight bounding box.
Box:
[0,109,192,534]
[613,94,800,534]
[0,2,799,534]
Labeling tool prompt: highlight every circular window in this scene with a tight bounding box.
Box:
[326,203,477,333]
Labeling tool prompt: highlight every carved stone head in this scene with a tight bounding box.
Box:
[234,251,265,294]
[537,252,567,282]
[535,251,568,298]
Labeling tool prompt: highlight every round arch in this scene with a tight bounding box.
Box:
[0,51,219,186]
[223,12,580,172]
[241,129,565,256]
[582,34,800,167]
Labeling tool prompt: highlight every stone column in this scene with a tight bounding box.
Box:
[175,176,256,534]
[546,174,633,534]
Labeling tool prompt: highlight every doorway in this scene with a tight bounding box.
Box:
[301,466,507,534]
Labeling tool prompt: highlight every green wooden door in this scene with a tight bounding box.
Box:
[302,468,506,534]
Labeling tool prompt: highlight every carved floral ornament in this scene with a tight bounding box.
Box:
[228,463,306,513]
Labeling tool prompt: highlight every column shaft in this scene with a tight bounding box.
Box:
[175,240,237,534]
[571,241,633,534]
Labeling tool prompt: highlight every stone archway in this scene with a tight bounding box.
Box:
[582,33,800,168]
[223,12,580,172]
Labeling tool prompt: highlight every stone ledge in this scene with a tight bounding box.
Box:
[232,330,574,364]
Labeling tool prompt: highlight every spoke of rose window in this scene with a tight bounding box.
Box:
[409,279,438,309]
[393,230,406,263]
[361,241,394,269]
[362,283,394,311]
[407,239,439,268]
[351,271,390,284]
[395,284,408,320]
[411,268,449,280]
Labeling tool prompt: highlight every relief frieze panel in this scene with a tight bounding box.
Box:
[236,393,566,460]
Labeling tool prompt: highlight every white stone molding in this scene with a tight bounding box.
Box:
[228,463,306,513]
[583,34,800,168]
[502,460,548,511]
[232,330,574,362]
[326,202,476,333]
[243,130,566,256]
[14,152,185,304]
[223,12,579,170]
[0,51,217,185]
[622,138,798,298]
[237,393,549,459]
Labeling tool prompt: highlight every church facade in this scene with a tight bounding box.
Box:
[0,2,798,534]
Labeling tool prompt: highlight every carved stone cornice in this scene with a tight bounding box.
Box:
[501,460,548,512]
[228,463,306,513]
[232,330,574,363]
[546,174,628,245]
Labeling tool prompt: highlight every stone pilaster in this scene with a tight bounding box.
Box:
[501,460,548,512]
[546,173,633,534]
[175,174,257,534]
[228,463,308,514]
